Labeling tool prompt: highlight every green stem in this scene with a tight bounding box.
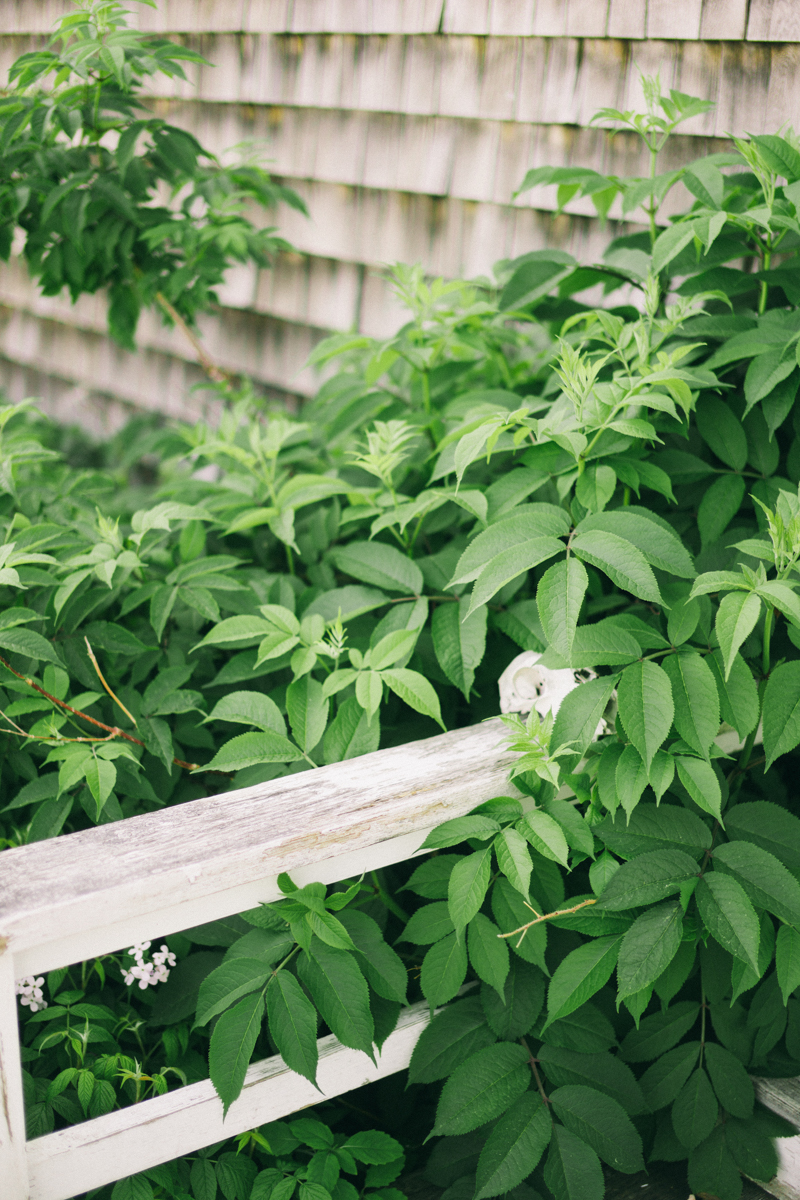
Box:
[647,142,658,249]
[758,241,773,316]
[762,605,774,677]
[420,371,431,417]
[370,869,408,920]
[285,544,294,576]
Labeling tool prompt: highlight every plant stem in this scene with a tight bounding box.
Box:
[762,605,774,677]
[370,869,409,920]
[521,1037,550,1108]
[155,291,230,385]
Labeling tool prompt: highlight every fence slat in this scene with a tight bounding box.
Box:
[2,721,516,974]
[26,999,435,1200]
[0,948,28,1198]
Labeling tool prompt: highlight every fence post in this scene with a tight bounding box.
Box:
[0,942,28,1199]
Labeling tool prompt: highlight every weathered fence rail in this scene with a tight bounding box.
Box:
[0,720,516,1200]
[2,717,800,1200]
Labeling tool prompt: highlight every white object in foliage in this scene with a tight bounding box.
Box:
[498,650,613,740]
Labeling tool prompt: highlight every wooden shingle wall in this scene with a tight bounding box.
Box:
[1,0,800,431]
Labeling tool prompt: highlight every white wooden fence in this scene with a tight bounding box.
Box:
[1,718,799,1200]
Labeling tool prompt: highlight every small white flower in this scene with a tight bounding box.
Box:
[122,942,175,990]
[15,976,47,1013]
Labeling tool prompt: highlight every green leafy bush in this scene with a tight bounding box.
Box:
[0,0,305,349]
[8,77,800,1200]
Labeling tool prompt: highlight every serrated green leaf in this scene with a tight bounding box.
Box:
[550,1084,644,1173]
[672,1068,717,1149]
[420,931,468,1007]
[518,810,570,867]
[543,1123,604,1200]
[468,913,510,1000]
[297,938,374,1058]
[536,557,588,661]
[431,597,487,699]
[448,846,492,933]
[545,937,623,1027]
[209,991,266,1115]
[203,731,303,772]
[639,1041,700,1111]
[195,959,270,1027]
[572,530,662,603]
[695,873,760,972]
[662,652,719,757]
[474,1092,551,1199]
[431,1043,530,1137]
[704,1041,753,1118]
[408,995,496,1084]
[597,849,699,910]
[266,970,319,1086]
[674,756,722,824]
[617,661,674,770]
[763,661,800,768]
[616,900,683,1000]
[380,668,444,729]
[714,839,800,925]
[715,591,761,681]
[329,542,422,595]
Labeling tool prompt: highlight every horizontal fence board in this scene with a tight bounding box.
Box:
[26,999,435,1200]
[1,721,515,969]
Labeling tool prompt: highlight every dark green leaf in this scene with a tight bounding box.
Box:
[543,1124,604,1200]
[617,661,674,770]
[431,1043,531,1136]
[672,1068,718,1149]
[266,970,319,1086]
[420,931,468,1007]
[297,939,374,1057]
[474,1093,552,1199]
[209,991,266,1115]
[408,996,497,1084]
[695,873,760,972]
[550,1085,644,1172]
[616,900,683,1000]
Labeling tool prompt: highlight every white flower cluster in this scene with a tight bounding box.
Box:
[122,941,176,990]
[15,975,48,1013]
